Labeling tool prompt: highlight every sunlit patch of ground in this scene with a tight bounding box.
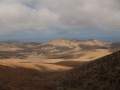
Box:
[0,59,73,71]
[76,49,111,61]
[0,49,111,72]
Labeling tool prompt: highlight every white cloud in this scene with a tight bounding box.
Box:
[40,0,120,28]
[0,0,59,33]
[0,0,119,38]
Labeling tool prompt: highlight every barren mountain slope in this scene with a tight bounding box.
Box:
[59,51,120,90]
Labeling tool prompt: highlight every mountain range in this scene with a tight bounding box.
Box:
[0,39,119,60]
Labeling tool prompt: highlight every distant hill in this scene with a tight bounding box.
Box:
[47,39,111,48]
[0,39,118,60]
[39,39,111,59]
[59,51,120,90]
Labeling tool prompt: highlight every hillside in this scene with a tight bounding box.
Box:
[59,51,120,90]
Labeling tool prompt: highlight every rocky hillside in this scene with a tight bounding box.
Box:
[59,51,120,90]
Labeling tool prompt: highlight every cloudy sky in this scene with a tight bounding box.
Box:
[0,0,120,42]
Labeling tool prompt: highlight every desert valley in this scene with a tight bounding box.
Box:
[0,39,119,90]
[0,0,120,90]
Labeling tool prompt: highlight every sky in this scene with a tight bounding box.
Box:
[0,0,120,42]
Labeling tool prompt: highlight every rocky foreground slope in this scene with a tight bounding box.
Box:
[59,51,120,90]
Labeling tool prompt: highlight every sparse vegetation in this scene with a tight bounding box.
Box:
[59,51,120,90]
